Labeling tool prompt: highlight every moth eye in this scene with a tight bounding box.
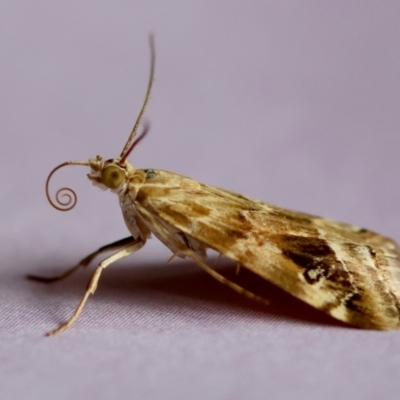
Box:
[101,165,125,189]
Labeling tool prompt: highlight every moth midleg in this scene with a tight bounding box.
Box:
[187,251,269,307]
[28,236,134,283]
[46,238,145,336]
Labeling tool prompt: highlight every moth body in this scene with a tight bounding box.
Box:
[89,154,400,331]
[33,36,400,335]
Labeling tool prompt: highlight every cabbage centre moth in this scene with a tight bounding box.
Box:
[29,35,400,335]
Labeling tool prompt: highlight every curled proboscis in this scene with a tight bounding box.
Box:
[46,161,89,212]
[52,187,77,211]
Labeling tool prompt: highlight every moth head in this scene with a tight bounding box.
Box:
[45,35,155,212]
[87,124,149,191]
[88,157,127,191]
[45,119,150,211]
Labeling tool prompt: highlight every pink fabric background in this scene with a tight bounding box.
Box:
[2,1,400,399]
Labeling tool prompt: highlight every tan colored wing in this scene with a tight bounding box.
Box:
[135,170,400,330]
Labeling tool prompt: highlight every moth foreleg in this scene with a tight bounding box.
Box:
[27,236,134,283]
[187,251,269,307]
[46,238,145,336]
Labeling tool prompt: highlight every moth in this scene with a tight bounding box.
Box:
[30,36,400,335]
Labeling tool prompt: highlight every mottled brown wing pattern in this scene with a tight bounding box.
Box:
[135,170,400,330]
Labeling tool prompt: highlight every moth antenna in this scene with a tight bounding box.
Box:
[120,33,155,159]
[46,161,90,211]
[119,122,150,164]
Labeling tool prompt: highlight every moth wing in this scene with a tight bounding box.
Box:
[135,170,400,330]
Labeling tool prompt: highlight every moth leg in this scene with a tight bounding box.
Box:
[46,238,145,336]
[187,251,269,307]
[167,252,180,264]
[27,236,134,283]
[236,263,241,276]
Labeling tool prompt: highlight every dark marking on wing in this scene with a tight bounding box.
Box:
[226,228,248,240]
[236,212,248,223]
[344,292,363,312]
[143,169,158,179]
[367,246,377,260]
[279,235,350,286]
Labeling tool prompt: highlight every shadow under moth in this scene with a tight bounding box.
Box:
[30,36,400,335]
